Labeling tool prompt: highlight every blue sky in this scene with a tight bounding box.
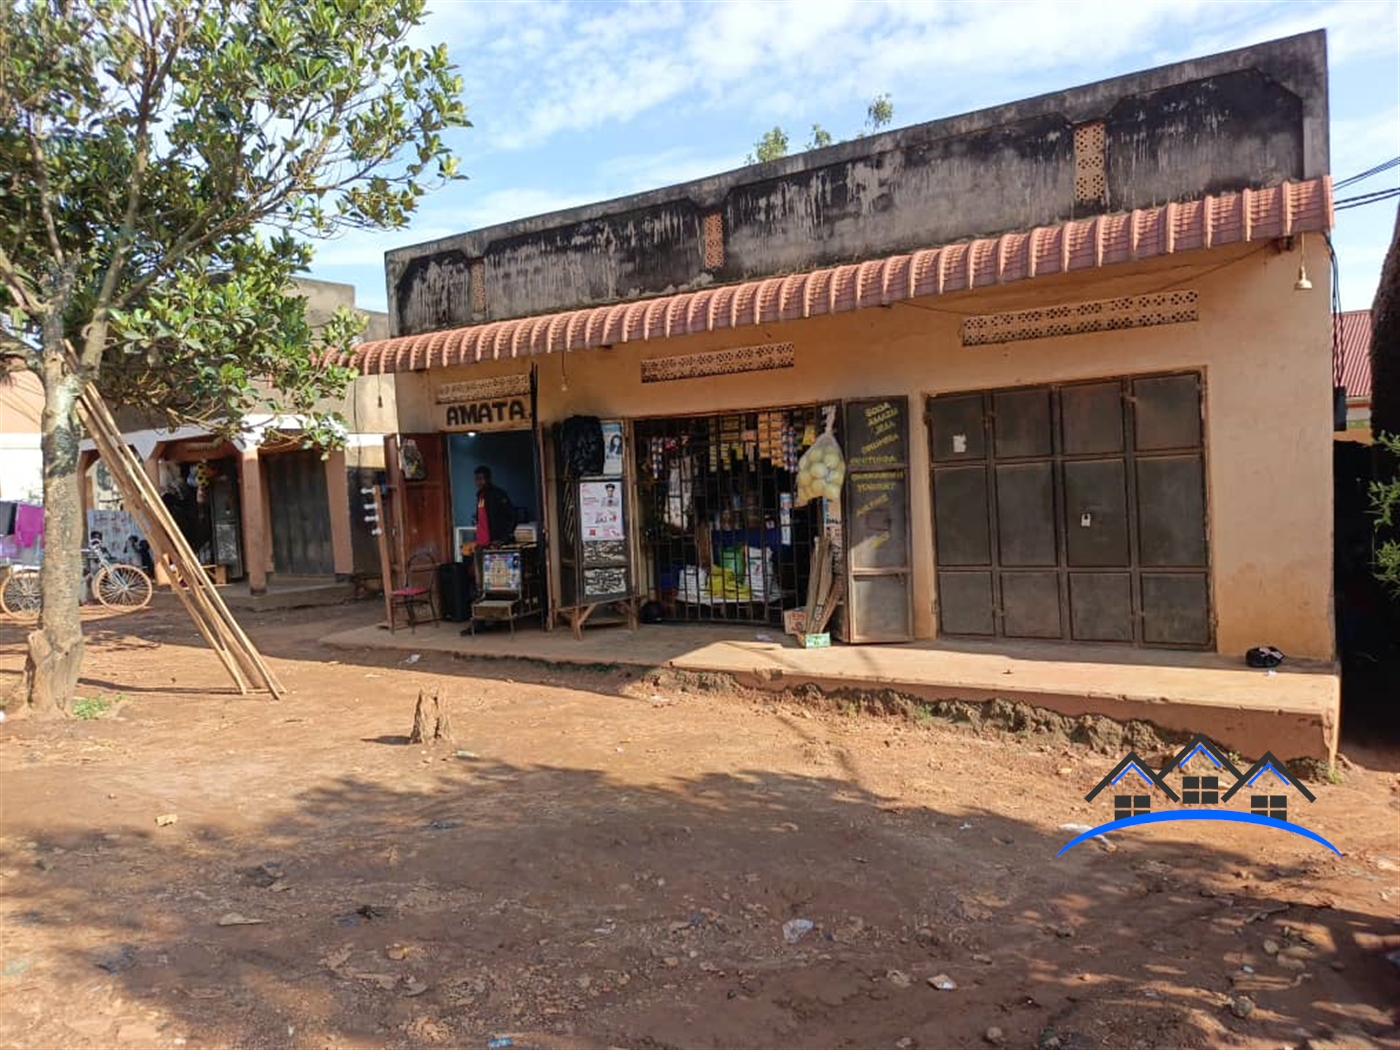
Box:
[306,0,1400,317]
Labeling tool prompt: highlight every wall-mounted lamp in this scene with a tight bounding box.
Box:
[1294,232,1313,292]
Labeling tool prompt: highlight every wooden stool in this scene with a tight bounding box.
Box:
[202,564,228,586]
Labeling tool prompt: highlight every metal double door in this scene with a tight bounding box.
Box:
[929,372,1210,648]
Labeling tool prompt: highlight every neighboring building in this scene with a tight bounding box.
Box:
[81,278,397,594]
[1336,309,1373,441]
[0,370,43,503]
[341,32,1336,662]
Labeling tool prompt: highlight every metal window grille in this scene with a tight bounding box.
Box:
[633,407,832,627]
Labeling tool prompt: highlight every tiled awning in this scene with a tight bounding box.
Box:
[344,177,1333,375]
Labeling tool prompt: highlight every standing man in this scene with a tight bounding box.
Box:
[474,466,515,548]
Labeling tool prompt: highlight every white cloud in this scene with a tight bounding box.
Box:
[419,0,1393,153]
[594,146,741,192]
[312,0,1396,311]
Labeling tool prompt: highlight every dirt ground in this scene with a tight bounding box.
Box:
[1,598,1398,1050]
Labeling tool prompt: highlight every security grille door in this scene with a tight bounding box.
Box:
[928,372,1210,648]
[265,449,334,576]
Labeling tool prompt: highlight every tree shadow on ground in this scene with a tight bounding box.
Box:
[2,753,1397,1050]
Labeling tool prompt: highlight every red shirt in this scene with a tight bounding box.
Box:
[476,494,490,546]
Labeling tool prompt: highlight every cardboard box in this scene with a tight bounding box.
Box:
[798,632,830,649]
[783,609,807,636]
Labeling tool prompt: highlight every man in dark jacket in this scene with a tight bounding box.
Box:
[474,466,515,547]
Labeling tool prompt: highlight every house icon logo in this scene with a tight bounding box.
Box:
[1059,733,1339,856]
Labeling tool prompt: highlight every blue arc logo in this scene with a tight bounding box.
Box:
[1057,810,1342,857]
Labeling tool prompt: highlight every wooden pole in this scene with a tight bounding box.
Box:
[76,393,253,694]
[76,384,285,697]
[370,486,395,629]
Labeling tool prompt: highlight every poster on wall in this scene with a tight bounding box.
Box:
[579,480,624,541]
[482,550,522,593]
[601,422,624,478]
[583,565,627,600]
[399,438,428,481]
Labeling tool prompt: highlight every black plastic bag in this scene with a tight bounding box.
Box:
[559,416,604,477]
[1245,646,1285,669]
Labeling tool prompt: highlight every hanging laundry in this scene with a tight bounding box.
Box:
[13,502,44,549]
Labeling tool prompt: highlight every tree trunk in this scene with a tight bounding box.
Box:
[22,359,86,717]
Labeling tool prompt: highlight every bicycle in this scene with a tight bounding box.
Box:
[0,545,153,619]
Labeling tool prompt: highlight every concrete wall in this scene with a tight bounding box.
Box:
[393,243,1335,661]
[0,371,44,502]
[385,32,1327,336]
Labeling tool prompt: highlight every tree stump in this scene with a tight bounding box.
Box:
[408,691,454,745]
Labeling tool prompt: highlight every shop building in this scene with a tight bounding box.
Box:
[80,279,396,595]
[343,32,1337,662]
[1335,309,1374,442]
[0,369,43,504]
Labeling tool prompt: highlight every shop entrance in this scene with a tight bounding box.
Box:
[928,371,1211,648]
[265,449,334,576]
[158,448,244,579]
[443,428,545,625]
[446,431,539,544]
[634,407,831,627]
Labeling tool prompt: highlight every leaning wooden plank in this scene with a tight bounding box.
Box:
[76,394,253,693]
[81,387,280,692]
[78,386,283,696]
[813,575,845,634]
[77,392,256,688]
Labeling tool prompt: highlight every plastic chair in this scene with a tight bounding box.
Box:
[391,551,439,632]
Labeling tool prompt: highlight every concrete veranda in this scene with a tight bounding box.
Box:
[320,614,1340,762]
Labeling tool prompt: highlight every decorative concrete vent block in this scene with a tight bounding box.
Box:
[641,342,795,384]
[703,212,725,270]
[961,290,1200,346]
[1074,121,1107,207]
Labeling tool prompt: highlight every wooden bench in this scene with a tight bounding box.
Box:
[201,564,228,586]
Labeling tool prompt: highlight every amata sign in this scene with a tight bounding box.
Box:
[436,375,532,432]
[443,397,530,431]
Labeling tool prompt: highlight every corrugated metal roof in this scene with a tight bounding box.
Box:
[343,177,1334,375]
[1337,309,1372,401]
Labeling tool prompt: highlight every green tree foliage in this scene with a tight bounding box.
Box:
[0,0,468,714]
[1372,433,1400,595]
[864,93,894,135]
[745,94,894,164]
[745,126,789,165]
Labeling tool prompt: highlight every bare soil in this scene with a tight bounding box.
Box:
[1,599,1398,1050]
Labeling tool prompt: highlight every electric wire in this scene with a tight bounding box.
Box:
[1334,156,1400,191]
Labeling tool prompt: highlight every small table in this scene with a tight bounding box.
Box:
[469,597,522,637]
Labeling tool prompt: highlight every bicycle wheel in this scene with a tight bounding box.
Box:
[94,564,153,610]
[0,570,41,619]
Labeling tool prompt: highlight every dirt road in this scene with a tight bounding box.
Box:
[2,600,1398,1049]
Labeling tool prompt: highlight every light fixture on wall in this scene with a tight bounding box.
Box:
[1294,232,1313,292]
